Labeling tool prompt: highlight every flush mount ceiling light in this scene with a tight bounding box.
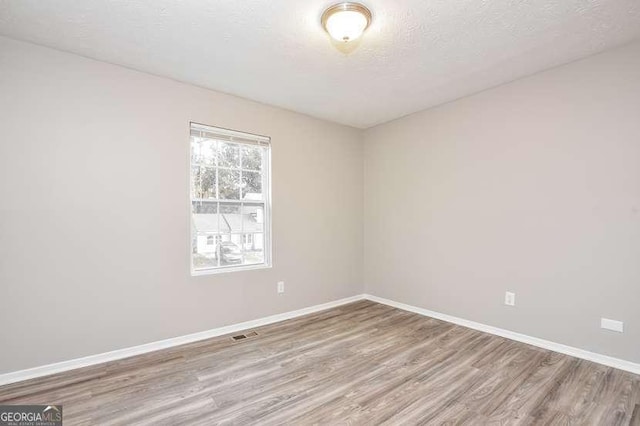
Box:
[321,2,372,43]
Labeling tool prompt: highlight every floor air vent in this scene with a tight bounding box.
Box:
[232,331,258,341]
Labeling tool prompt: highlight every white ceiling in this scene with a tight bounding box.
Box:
[1,0,639,128]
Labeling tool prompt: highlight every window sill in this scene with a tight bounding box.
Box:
[191,263,272,276]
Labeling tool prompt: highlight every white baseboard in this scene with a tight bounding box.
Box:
[364,294,640,375]
[0,294,366,387]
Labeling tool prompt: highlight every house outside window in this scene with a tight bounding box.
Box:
[190,122,271,274]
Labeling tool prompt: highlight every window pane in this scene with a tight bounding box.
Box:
[218,235,243,266]
[193,250,218,270]
[218,169,240,200]
[201,167,216,199]
[242,203,265,234]
[192,200,218,214]
[241,145,263,171]
[192,214,221,242]
[220,202,242,232]
[190,165,201,199]
[242,171,263,200]
[192,227,219,270]
[192,166,217,199]
[219,142,240,168]
[243,233,264,265]
[191,138,217,166]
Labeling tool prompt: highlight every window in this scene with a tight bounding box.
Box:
[190,122,271,274]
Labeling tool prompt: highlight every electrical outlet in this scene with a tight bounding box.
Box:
[277,281,285,294]
[504,291,515,306]
[601,318,623,333]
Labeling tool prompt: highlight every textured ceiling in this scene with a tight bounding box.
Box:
[1,0,639,128]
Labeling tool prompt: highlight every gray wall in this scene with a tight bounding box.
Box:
[2,35,640,375]
[0,37,363,374]
[364,41,640,363]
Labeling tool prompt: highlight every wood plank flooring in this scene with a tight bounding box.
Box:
[1,300,639,425]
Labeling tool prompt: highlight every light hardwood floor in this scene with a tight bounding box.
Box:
[1,300,639,425]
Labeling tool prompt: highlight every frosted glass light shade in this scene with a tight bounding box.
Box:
[322,3,372,43]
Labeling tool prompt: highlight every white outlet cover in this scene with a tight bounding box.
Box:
[504,292,516,306]
[601,318,624,333]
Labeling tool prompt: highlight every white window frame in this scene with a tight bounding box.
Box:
[189,122,272,276]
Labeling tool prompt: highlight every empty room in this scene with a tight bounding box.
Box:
[1,1,639,424]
